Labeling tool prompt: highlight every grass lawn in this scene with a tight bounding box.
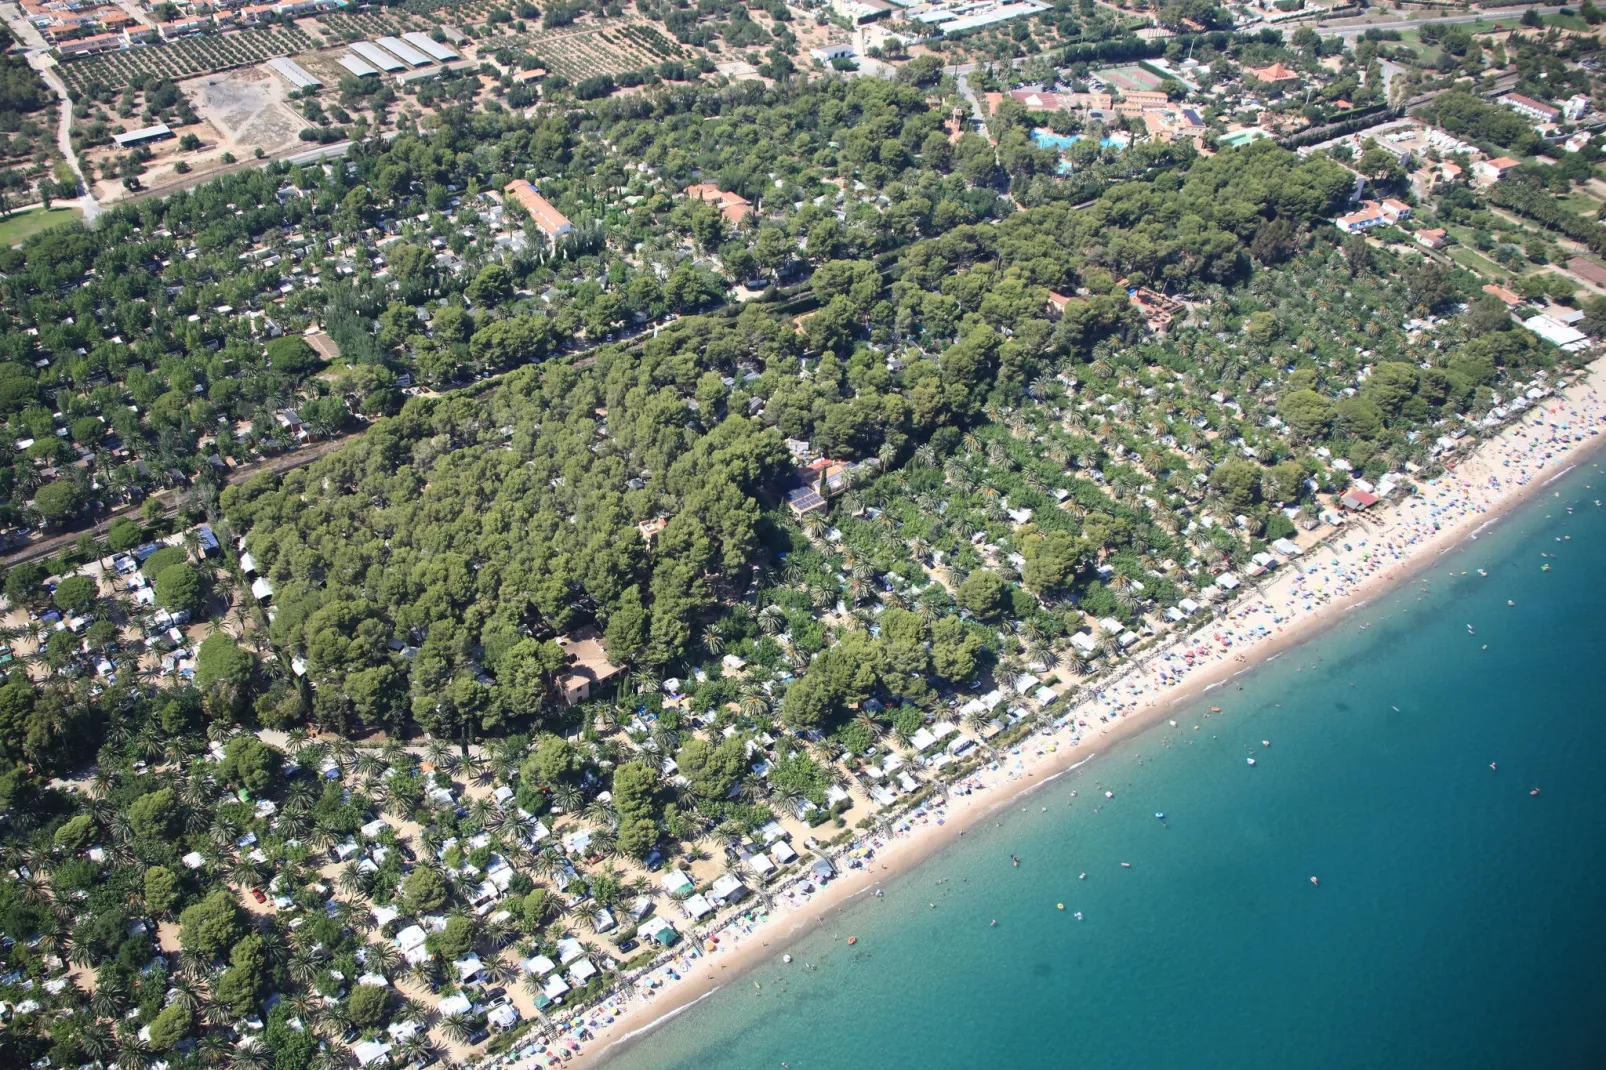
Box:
[0,206,83,247]
[1543,13,1591,31]
[1447,245,1508,278]
[1556,190,1602,218]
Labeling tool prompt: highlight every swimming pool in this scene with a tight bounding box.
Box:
[1032,129,1129,151]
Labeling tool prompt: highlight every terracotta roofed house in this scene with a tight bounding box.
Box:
[1007,88,1113,112]
[1499,92,1560,123]
[1245,63,1299,84]
[554,626,622,706]
[1474,156,1521,182]
[684,183,752,224]
[504,180,573,241]
[1334,200,1388,233]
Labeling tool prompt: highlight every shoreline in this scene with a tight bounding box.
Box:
[548,362,1606,1070]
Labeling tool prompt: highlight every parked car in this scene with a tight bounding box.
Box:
[467,1029,489,1046]
[616,939,639,954]
[250,888,267,904]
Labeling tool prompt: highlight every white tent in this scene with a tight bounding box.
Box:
[352,1041,391,1067]
[436,993,472,1017]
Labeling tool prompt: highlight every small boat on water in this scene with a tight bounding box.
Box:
[1074,912,1084,921]
[847,936,858,945]
[1262,740,1270,747]
[1477,569,1487,576]
[1247,757,1257,766]
[1079,873,1087,880]
[1310,876,1319,886]
[1210,706,1222,713]
[1155,812,1165,820]
[783,954,792,963]
[1121,862,1132,868]
[1105,791,1114,799]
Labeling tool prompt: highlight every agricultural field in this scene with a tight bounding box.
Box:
[499,18,689,80]
[396,0,497,21]
[56,26,317,96]
[309,9,436,42]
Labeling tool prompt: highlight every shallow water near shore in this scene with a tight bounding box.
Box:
[600,462,1606,1070]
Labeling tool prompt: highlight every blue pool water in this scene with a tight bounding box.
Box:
[1032,129,1128,151]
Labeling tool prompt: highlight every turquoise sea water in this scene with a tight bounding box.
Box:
[602,458,1606,1070]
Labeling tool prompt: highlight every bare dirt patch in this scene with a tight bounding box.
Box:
[185,65,303,154]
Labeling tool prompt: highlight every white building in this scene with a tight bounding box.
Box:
[810,44,856,62]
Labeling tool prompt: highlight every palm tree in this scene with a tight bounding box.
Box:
[117,1037,156,1070]
[422,738,454,771]
[316,1002,354,1041]
[227,859,262,891]
[229,1042,273,1070]
[90,982,128,1021]
[550,782,584,814]
[852,710,884,743]
[289,947,323,986]
[336,862,370,900]
[438,1012,474,1044]
[396,1034,438,1068]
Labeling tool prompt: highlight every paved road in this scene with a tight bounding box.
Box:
[1315,4,1567,38]
[30,58,102,224]
[109,129,398,213]
[2,4,102,222]
[1,433,358,567]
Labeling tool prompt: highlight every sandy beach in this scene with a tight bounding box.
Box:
[501,360,1606,1070]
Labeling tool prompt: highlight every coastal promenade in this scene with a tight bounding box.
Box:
[494,361,1606,1070]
